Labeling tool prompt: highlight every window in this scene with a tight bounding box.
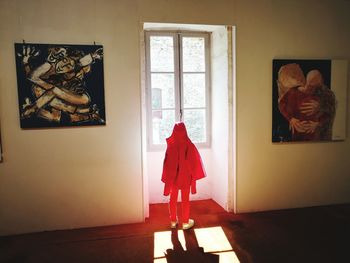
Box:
[145,31,211,149]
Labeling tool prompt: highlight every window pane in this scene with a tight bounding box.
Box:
[182,37,205,72]
[183,109,206,143]
[152,110,175,144]
[183,73,205,108]
[151,74,175,109]
[150,36,174,72]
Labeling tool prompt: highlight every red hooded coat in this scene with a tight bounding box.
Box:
[161,123,206,196]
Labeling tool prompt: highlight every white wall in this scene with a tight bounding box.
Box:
[0,0,145,235]
[0,0,349,236]
[234,0,350,212]
[211,27,229,210]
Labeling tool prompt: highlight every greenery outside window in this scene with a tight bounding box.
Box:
[145,31,211,150]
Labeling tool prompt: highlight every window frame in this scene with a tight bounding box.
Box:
[145,30,211,151]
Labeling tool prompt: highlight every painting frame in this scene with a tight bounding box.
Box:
[272,59,347,143]
[14,43,106,129]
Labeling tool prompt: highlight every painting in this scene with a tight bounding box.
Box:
[14,43,106,128]
[272,59,347,142]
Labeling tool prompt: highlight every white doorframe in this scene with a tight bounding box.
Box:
[140,23,237,219]
[227,25,237,213]
[140,23,149,219]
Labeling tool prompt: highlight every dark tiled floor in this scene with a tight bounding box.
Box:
[1,199,349,262]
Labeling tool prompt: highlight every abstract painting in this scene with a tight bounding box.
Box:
[14,43,106,128]
[272,59,347,142]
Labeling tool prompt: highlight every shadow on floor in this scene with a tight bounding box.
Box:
[163,228,219,263]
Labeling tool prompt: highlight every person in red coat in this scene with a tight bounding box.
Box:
[161,122,206,230]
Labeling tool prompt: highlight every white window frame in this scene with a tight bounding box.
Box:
[145,30,211,151]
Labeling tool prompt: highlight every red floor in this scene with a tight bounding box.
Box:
[1,199,350,262]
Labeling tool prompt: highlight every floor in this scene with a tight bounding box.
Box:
[0,199,349,263]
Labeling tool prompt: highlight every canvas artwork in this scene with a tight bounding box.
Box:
[14,43,106,128]
[272,59,347,142]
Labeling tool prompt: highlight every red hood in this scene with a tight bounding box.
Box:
[167,122,190,144]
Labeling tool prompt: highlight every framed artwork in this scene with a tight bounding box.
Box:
[272,59,347,143]
[14,43,106,128]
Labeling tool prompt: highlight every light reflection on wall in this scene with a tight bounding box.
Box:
[153,226,240,263]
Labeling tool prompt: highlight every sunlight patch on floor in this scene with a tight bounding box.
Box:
[194,226,233,252]
[214,251,240,263]
[153,226,240,262]
[153,258,167,263]
[195,227,240,263]
[153,230,186,258]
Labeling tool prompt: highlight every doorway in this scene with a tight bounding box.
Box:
[140,23,236,219]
